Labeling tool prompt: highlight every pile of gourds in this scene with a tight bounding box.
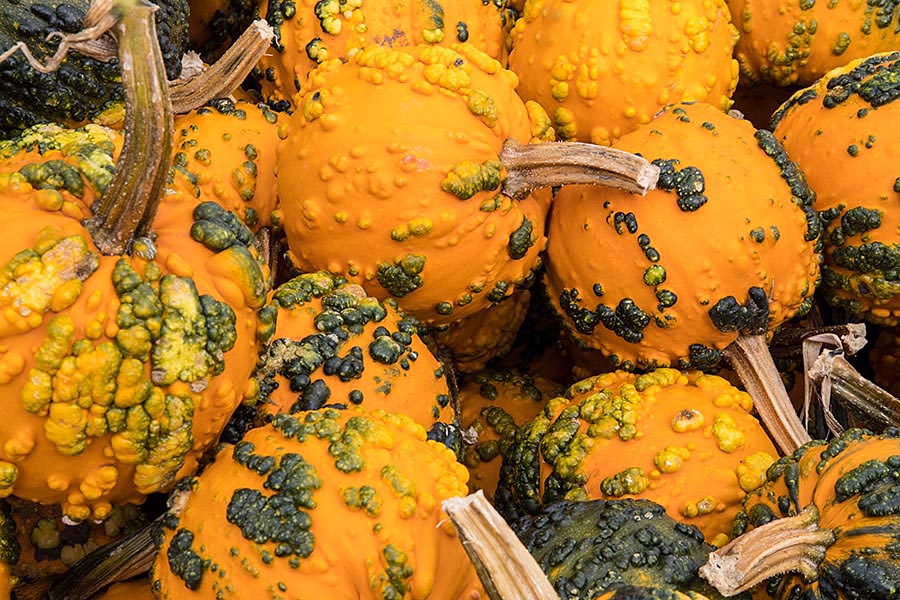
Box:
[0,0,899,598]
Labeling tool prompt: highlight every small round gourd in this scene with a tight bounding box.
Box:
[495,368,779,546]
[771,52,900,326]
[151,407,485,599]
[507,0,740,145]
[252,271,457,435]
[728,0,900,87]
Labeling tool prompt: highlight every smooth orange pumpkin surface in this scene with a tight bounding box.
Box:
[0,124,270,521]
[254,0,515,108]
[507,0,739,145]
[543,101,821,371]
[277,43,552,328]
[173,98,287,231]
[459,368,562,500]
[94,578,155,600]
[253,271,456,433]
[152,407,485,599]
[729,0,900,87]
[772,52,900,326]
[495,369,779,547]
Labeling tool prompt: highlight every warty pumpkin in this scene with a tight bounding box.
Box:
[506,0,740,145]
[458,367,562,500]
[252,0,515,109]
[771,51,900,327]
[543,100,822,453]
[0,0,272,521]
[151,407,485,599]
[494,368,779,547]
[277,42,657,330]
[172,98,287,231]
[700,427,900,600]
[728,0,900,87]
[251,270,458,441]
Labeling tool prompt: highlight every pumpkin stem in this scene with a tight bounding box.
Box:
[723,334,811,455]
[699,504,835,596]
[500,139,659,199]
[81,0,173,256]
[169,19,275,114]
[808,346,900,433]
[442,491,559,600]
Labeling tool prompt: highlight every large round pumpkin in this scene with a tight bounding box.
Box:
[543,101,821,372]
[507,0,740,145]
[276,43,552,328]
[151,407,484,599]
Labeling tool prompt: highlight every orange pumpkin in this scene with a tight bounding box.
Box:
[172,98,287,231]
[772,52,900,326]
[151,408,485,599]
[252,270,457,436]
[728,0,900,87]
[253,0,516,108]
[276,43,552,328]
[507,0,740,145]
[496,368,779,547]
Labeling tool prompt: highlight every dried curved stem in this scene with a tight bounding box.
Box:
[442,491,558,600]
[724,334,811,455]
[500,139,659,199]
[82,0,173,255]
[700,504,835,597]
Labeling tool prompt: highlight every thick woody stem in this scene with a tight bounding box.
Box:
[500,139,659,199]
[699,505,835,597]
[82,0,173,255]
[724,334,812,455]
[442,491,558,600]
[809,349,900,432]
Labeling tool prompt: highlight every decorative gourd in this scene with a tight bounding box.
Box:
[95,578,155,600]
[251,270,457,438]
[187,0,258,61]
[0,501,18,599]
[510,498,742,600]
[0,1,271,521]
[252,0,515,109]
[429,288,532,373]
[277,42,657,330]
[728,0,900,87]
[458,368,561,500]
[506,0,740,145]
[700,428,900,599]
[771,52,900,326]
[495,368,779,546]
[172,98,286,231]
[151,407,485,599]
[0,0,189,136]
[543,100,822,453]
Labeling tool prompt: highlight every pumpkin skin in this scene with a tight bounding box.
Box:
[734,428,900,599]
[173,98,287,231]
[458,368,562,500]
[252,271,457,436]
[495,368,779,547]
[728,0,900,87]
[151,407,485,599]
[544,101,821,371]
[253,0,515,109]
[0,124,271,521]
[95,579,155,600]
[507,0,739,145]
[277,43,552,328]
[772,52,900,326]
